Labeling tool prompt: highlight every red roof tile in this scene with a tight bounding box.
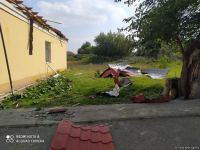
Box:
[50,120,115,150]
[48,108,67,114]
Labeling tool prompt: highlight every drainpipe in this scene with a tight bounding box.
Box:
[0,23,14,95]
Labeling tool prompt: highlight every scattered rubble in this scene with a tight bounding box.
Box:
[132,93,171,103]
[48,108,67,114]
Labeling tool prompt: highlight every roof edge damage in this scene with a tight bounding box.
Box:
[1,0,68,41]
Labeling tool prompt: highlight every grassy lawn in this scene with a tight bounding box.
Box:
[1,60,182,109]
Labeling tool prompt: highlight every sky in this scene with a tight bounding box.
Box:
[23,0,134,53]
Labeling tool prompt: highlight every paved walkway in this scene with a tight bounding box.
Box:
[0,100,200,150]
[0,99,199,127]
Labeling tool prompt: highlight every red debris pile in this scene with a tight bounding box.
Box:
[132,94,171,103]
[48,108,67,114]
[50,120,115,150]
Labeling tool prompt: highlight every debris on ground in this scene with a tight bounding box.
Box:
[50,120,115,150]
[100,63,170,79]
[88,95,96,99]
[100,64,141,77]
[95,84,121,97]
[71,103,81,107]
[132,93,171,103]
[98,63,170,98]
[105,84,120,97]
[118,78,132,87]
[15,103,19,108]
[142,69,170,79]
[99,64,134,97]
[48,108,67,114]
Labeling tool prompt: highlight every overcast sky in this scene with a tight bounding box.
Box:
[23,0,134,53]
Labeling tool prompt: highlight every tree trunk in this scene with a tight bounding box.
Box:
[180,40,200,99]
[176,36,184,54]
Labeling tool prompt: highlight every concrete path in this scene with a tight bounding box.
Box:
[0,117,200,150]
[0,99,200,127]
[0,99,200,150]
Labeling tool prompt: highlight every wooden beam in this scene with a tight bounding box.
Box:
[25,7,32,10]
[28,18,34,55]
[6,0,14,3]
[32,12,38,15]
[15,0,23,4]
[0,24,14,95]
[37,16,43,19]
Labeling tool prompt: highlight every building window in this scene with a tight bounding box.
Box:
[45,41,51,62]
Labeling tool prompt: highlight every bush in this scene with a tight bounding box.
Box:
[158,56,170,68]
[118,56,154,64]
[76,54,114,64]
[86,55,113,64]
[7,76,72,100]
[94,70,101,78]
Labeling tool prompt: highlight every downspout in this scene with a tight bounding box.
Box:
[0,23,14,95]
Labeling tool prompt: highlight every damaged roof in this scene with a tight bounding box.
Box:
[4,0,68,40]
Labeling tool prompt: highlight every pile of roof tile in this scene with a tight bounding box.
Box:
[50,120,115,150]
[132,94,171,103]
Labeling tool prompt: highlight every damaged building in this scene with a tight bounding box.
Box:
[0,0,68,94]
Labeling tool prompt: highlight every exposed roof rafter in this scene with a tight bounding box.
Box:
[5,0,68,40]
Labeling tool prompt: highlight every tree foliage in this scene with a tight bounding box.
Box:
[117,0,200,99]
[67,51,76,60]
[94,32,132,57]
[136,40,161,58]
[117,0,200,54]
[77,41,94,54]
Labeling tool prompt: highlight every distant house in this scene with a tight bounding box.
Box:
[0,0,68,94]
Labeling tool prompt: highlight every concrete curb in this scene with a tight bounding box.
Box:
[1,113,200,128]
[0,99,200,128]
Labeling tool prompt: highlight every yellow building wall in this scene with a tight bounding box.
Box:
[0,9,67,93]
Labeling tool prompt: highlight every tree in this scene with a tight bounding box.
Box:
[136,40,161,58]
[67,51,76,60]
[117,0,200,99]
[94,32,132,58]
[77,41,94,54]
[117,0,200,54]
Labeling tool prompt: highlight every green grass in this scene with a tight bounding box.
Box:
[0,59,182,109]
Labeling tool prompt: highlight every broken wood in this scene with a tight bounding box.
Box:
[163,78,181,99]
[48,108,67,114]
[29,18,33,55]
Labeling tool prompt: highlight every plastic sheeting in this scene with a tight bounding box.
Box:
[105,84,120,97]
